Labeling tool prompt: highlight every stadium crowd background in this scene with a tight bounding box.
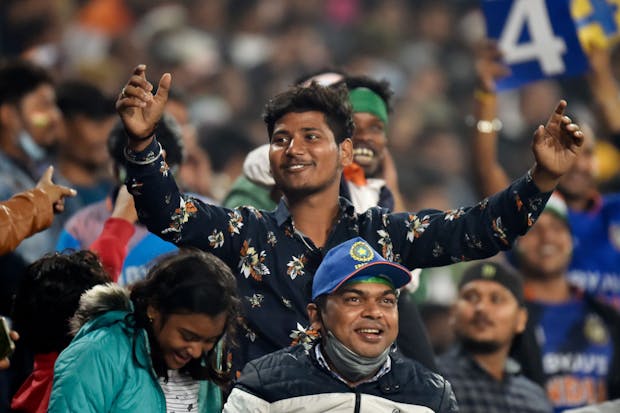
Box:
[2,0,620,303]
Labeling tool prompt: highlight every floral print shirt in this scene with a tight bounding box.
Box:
[126,138,550,374]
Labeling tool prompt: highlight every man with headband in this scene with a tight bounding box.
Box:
[437,261,552,413]
[339,76,404,213]
[224,237,458,412]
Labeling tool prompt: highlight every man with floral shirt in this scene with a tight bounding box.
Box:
[116,64,584,375]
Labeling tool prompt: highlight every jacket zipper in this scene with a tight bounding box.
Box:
[354,390,361,413]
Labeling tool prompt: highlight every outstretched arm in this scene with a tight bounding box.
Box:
[89,186,137,281]
[0,166,76,255]
[470,41,584,195]
[116,66,245,268]
[470,40,511,197]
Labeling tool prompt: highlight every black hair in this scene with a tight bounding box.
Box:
[108,112,185,169]
[130,249,240,386]
[263,83,355,144]
[336,75,394,113]
[314,294,328,314]
[198,124,254,173]
[11,251,110,354]
[56,80,116,121]
[0,59,54,106]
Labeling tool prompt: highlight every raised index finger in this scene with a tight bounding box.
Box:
[127,64,152,91]
[554,99,567,116]
[40,165,54,183]
[133,64,147,77]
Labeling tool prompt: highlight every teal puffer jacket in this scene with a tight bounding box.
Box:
[48,284,222,413]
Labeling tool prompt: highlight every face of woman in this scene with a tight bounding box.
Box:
[148,307,228,370]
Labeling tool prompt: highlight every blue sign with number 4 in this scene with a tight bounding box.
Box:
[483,0,589,90]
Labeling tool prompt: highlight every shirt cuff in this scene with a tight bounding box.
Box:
[124,138,162,165]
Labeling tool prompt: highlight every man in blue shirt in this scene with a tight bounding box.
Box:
[115,64,584,375]
[510,194,620,412]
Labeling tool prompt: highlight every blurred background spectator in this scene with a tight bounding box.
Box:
[2,0,618,221]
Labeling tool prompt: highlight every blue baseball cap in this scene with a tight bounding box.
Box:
[312,237,412,300]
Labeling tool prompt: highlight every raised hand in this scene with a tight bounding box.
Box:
[111,185,138,224]
[475,40,510,93]
[116,65,171,148]
[36,166,77,213]
[531,100,584,192]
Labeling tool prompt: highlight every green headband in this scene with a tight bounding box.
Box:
[343,274,395,289]
[348,87,389,125]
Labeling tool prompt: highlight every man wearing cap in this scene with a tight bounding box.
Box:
[437,261,553,413]
[223,238,458,413]
[117,65,584,376]
[509,195,620,412]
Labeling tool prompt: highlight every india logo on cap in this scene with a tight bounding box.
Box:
[350,241,374,264]
[481,263,497,279]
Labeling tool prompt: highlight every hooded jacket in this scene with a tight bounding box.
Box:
[48,283,221,413]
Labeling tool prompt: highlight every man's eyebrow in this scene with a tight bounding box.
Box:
[273,126,322,133]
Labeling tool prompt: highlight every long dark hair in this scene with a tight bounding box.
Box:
[130,249,240,386]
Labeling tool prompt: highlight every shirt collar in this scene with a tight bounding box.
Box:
[274,196,357,228]
[456,345,522,378]
[274,197,291,227]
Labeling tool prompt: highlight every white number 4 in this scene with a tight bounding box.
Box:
[499,0,567,75]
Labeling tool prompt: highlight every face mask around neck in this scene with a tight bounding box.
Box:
[322,330,391,383]
[18,130,47,161]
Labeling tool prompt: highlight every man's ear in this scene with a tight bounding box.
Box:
[339,138,353,167]
[515,307,528,335]
[307,303,324,332]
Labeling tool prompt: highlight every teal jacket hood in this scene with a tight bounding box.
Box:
[49,284,221,413]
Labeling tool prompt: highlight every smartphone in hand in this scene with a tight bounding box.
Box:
[0,317,15,360]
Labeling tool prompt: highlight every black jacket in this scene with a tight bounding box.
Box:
[225,344,458,412]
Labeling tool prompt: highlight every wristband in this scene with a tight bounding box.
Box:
[123,141,163,165]
[476,119,503,133]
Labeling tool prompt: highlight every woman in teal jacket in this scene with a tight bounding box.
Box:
[49,249,240,413]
